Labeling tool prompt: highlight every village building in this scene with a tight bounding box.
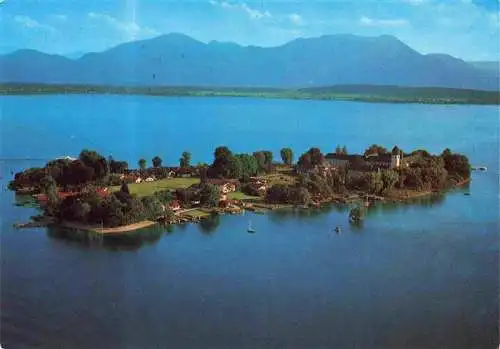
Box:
[168,200,181,211]
[207,179,239,194]
[325,152,405,171]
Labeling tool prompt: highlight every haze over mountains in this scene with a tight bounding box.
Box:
[1,33,498,90]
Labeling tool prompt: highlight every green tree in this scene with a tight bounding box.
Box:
[200,183,220,207]
[141,196,164,220]
[228,156,243,179]
[280,148,294,166]
[180,151,191,168]
[211,146,233,178]
[297,148,324,172]
[120,182,130,194]
[341,146,348,155]
[335,145,342,155]
[138,158,147,171]
[235,154,258,179]
[381,169,399,194]
[40,175,57,194]
[253,150,273,173]
[152,156,162,168]
[79,149,108,180]
[368,171,384,194]
[364,144,388,156]
[441,149,470,180]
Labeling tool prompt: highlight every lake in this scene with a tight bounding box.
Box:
[1,95,498,349]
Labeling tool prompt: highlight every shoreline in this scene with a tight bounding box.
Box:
[1,87,498,106]
[60,220,157,234]
[12,179,471,234]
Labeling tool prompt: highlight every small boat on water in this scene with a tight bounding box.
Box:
[334,226,342,234]
[464,192,471,196]
[247,220,256,233]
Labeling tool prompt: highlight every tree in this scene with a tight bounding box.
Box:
[232,154,258,180]
[152,156,162,168]
[200,183,220,207]
[141,196,164,220]
[441,150,470,180]
[297,153,312,172]
[120,182,130,194]
[211,146,233,178]
[368,171,384,194]
[280,148,294,166]
[200,166,208,183]
[180,151,191,168]
[44,177,60,217]
[297,148,324,172]
[79,149,108,180]
[154,189,173,204]
[253,151,267,173]
[335,145,342,155]
[138,158,147,171]
[228,156,243,179]
[364,144,388,156]
[381,169,399,194]
[109,159,128,173]
[40,175,57,194]
[341,146,348,155]
[253,150,273,173]
[68,160,94,186]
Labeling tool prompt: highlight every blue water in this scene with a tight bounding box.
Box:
[1,95,498,349]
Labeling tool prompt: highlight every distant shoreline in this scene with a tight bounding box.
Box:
[1,83,498,105]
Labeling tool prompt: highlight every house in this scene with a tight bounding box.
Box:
[135,177,142,184]
[207,179,239,194]
[324,154,366,170]
[145,177,155,182]
[169,200,181,211]
[325,153,403,170]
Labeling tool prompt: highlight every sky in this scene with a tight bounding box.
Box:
[1,0,499,61]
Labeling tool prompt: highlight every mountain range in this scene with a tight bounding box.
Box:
[0,33,498,90]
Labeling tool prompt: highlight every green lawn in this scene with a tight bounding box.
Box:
[111,177,199,197]
[183,209,211,218]
[228,191,260,200]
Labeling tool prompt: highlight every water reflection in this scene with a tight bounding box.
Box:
[198,213,220,235]
[46,224,171,251]
[14,193,39,208]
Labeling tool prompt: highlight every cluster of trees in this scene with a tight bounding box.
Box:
[175,183,221,208]
[9,150,124,192]
[52,183,175,228]
[297,148,325,172]
[209,146,263,179]
[266,184,311,205]
[364,144,389,156]
[138,152,192,171]
[334,145,348,155]
[208,146,296,180]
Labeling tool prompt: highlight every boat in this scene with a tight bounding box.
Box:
[247,220,255,233]
[334,226,342,234]
[464,192,471,196]
[478,166,487,171]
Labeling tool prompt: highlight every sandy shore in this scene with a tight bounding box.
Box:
[61,220,157,234]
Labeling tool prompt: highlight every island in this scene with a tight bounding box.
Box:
[9,144,471,233]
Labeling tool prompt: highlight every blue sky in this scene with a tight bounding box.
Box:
[1,0,499,60]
